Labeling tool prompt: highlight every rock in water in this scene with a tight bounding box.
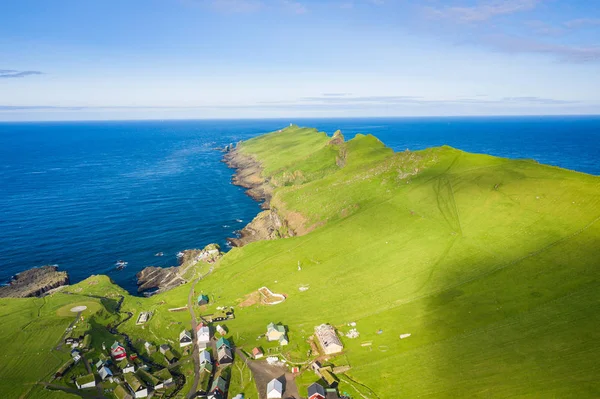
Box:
[0,265,70,298]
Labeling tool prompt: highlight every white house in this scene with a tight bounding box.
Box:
[315,324,344,355]
[266,323,286,341]
[75,374,96,389]
[196,325,211,348]
[199,350,212,365]
[266,378,283,399]
[98,366,113,381]
[179,330,193,348]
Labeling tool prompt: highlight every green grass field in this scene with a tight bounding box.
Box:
[1,125,599,398]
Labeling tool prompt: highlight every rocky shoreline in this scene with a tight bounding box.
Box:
[223,145,296,247]
[0,265,70,298]
[136,244,222,295]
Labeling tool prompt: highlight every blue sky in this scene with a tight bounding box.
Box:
[1,0,599,120]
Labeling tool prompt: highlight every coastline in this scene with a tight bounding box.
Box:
[222,144,297,247]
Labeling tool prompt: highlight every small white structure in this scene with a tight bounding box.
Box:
[266,378,283,399]
[98,366,112,381]
[216,324,227,336]
[75,374,96,389]
[121,362,135,374]
[199,349,212,365]
[315,324,344,355]
[179,330,193,348]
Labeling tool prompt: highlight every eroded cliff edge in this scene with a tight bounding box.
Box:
[223,146,296,247]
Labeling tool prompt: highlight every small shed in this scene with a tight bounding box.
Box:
[198,294,209,305]
[216,324,228,336]
[159,344,170,354]
[252,347,264,359]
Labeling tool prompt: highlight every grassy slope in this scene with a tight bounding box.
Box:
[0,288,106,398]
[196,126,600,397]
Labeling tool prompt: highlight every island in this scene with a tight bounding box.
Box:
[1,125,599,399]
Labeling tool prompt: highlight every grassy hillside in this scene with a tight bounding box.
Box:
[200,125,600,397]
[1,125,598,398]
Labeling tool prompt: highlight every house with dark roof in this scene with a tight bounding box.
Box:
[159,344,170,354]
[198,294,209,305]
[308,382,326,399]
[217,345,233,365]
[208,376,228,399]
[179,329,193,347]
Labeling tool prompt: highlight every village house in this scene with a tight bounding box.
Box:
[217,345,233,365]
[113,385,133,399]
[55,359,75,378]
[266,323,286,342]
[179,329,193,347]
[119,359,136,374]
[154,368,173,390]
[125,373,148,398]
[98,365,113,381]
[143,341,156,354]
[308,382,326,399]
[159,344,170,355]
[71,349,81,362]
[196,324,211,348]
[320,369,339,388]
[75,373,96,389]
[198,363,213,395]
[208,376,228,399]
[314,324,344,355]
[266,378,283,399]
[111,341,128,361]
[199,349,212,365]
[252,347,264,359]
[216,336,231,350]
[198,294,209,305]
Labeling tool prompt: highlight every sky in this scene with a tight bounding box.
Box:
[1,0,600,120]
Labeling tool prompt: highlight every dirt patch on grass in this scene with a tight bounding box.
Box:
[238,291,261,308]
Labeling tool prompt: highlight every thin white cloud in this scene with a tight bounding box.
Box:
[281,0,307,14]
[564,18,600,29]
[209,0,263,13]
[425,0,540,23]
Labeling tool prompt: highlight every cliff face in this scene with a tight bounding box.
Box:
[0,265,69,298]
[223,147,296,247]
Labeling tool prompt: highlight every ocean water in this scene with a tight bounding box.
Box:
[1,116,599,293]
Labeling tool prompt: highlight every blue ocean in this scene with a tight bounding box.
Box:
[1,116,599,293]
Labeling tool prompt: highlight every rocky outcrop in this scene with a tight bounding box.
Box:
[227,208,295,247]
[136,245,222,295]
[0,265,69,298]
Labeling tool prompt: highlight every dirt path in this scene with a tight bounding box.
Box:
[186,277,201,398]
[236,349,300,399]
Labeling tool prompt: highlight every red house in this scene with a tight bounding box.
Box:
[111,341,127,361]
